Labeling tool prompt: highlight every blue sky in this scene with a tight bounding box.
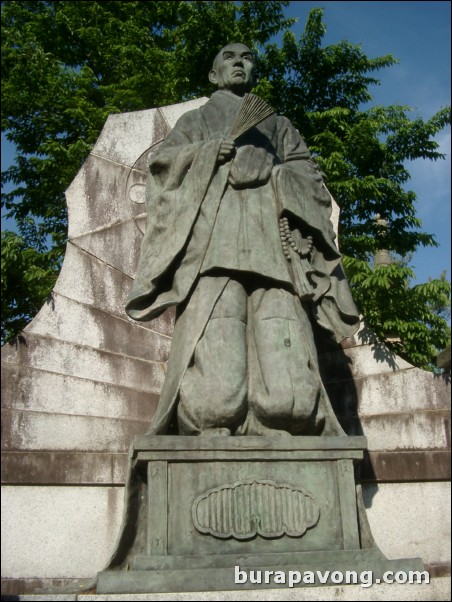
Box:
[282,1,451,284]
[2,1,450,285]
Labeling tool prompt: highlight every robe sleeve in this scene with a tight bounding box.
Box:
[273,117,360,343]
[125,110,223,320]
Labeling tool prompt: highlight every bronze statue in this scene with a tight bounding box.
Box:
[126,43,359,436]
[96,46,424,597]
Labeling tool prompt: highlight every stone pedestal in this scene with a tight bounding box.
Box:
[97,436,424,593]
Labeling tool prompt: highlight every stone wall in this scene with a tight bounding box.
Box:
[321,326,450,577]
[1,99,450,597]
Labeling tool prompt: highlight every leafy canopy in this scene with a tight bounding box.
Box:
[1,1,450,368]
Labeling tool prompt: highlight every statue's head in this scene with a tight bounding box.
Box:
[209,43,256,96]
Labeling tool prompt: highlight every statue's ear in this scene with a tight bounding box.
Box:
[209,69,218,85]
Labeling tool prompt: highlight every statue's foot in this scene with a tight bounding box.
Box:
[245,424,293,438]
[235,412,292,437]
[199,427,231,436]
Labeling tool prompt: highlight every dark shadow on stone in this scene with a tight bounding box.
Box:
[357,323,405,371]
[361,482,379,511]
[107,460,149,570]
[436,370,450,385]
[313,320,378,501]
[313,320,362,436]
[45,291,56,311]
[7,333,28,348]
[359,451,377,488]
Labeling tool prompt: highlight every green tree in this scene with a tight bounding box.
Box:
[253,9,450,368]
[1,0,295,341]
[344,259,450,369]
[2,2,450,368]
[1,230,60,342]
[2,0,294,249]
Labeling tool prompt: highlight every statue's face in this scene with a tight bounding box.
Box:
[209,43,255,95]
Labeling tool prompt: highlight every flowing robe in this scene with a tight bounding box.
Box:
[126,89,360,435]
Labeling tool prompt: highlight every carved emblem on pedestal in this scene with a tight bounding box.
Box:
[192,479,320,540]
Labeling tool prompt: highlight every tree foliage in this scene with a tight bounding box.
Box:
[1,0,294,341]
[344,258,450,369]
[1,230,60,341]
[2,0,294,248]
[1,1,450,368]
[248,9,451,368]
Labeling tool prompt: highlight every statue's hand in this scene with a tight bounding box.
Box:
[217,139,236,164]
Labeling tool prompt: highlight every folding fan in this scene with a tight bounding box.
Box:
[228,93,274,140]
